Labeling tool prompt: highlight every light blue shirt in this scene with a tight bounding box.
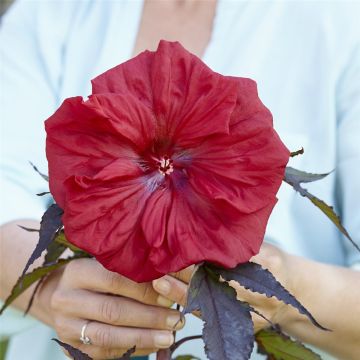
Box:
[1,1,359,359]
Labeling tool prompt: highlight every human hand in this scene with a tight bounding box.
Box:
[152,243,294,333]
[37,258,185,359]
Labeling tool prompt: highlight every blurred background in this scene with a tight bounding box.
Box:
[0,4,13,360]
[0,0,360,360]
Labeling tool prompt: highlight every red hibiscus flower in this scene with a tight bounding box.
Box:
[45,41,289,282]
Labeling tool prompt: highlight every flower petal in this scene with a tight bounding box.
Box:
[148,188,276,276]
[97,232,164,282]
[187,128,289,213]
[91,50,154,109]
[150,41,238,145]
[45,97,131,207]
[226,76,274,131]
[63,176,165,282]
[89,93,156,151]
[70,158,144,191]
[184,79,289,214]
[45,94,156,208]
[92,41,240,146]
[141,187,173,249]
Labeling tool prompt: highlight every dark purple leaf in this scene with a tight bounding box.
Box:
[211,262,328,331]
[17,225,39,232]
[53,339,135,360]
[184,266,254,360]
[37,191,51,196]
[112,346,136,359]
[20,204,63,279]
[284,167,359,252]
[170,335,202,353]
[52,339,91,360]
[29,161,49,182]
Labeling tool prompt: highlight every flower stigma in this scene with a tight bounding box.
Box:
[158,155,174,176]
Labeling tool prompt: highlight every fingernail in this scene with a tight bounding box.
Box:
[153,278,171,295]
[157,295,174,308]
[154,332,174,348]
[166,313,185,330]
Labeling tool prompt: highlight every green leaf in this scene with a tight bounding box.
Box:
[256,328,321,360]
[24,239,68,315]
[174,356,201,360]
[55,231,86,254]
[0,258,74,315]
[44,240,67,264]
[307,195,359,250]
[290,148,304,158]
[0,339,9,360]
[284,166,360,252]
[284,167,330,185]
[24,277,45,315]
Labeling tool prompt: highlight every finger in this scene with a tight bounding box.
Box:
[228,281,277,330]
[68,319,174,350]
[64,259,170,307]
[62,289,185,331]
[228,280,260,304]
[170,265,195,284]
[250,243,283,273]
[251,310,271,333]
[153,275,188,307]
[251,251,269,268]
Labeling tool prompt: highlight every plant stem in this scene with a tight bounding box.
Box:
[170,335,203,353]
[156,349,171,360]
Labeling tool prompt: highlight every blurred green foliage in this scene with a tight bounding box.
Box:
[0,0,13,17]
[0,340,8,360]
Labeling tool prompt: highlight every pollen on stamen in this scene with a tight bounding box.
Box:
[158,157,174,176]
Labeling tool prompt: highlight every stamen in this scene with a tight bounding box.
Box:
[158,156,174,176]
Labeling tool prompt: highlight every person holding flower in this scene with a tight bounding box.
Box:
[1,1,360,359]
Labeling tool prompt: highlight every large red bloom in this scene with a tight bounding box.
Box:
[45,41,289,282]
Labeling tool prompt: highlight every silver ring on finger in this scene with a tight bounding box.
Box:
[80,321,92,345]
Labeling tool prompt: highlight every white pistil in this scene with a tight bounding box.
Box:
[158,157,174,176]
